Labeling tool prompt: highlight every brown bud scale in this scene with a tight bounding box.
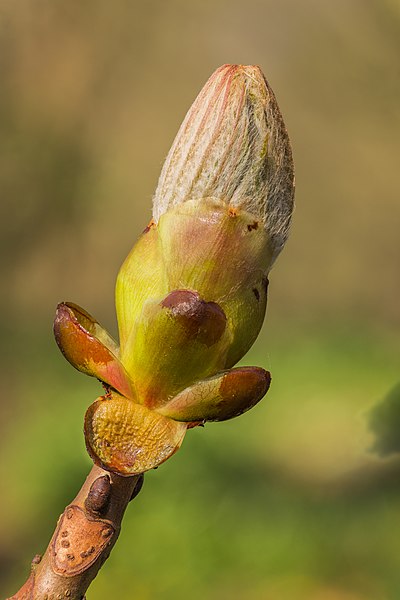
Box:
[161,289,227,347]
[84,475,111,516]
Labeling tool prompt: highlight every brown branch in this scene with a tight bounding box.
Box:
[8,466,143,600]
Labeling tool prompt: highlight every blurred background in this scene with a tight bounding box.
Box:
[1,1,399,598]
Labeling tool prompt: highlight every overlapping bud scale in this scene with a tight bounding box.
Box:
[54,65,294,476]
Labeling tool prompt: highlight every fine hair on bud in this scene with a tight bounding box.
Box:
[153,64,295,262]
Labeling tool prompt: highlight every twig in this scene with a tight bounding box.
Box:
[9,466,143,600]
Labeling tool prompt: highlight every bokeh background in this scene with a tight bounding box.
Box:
[1,1,399,598]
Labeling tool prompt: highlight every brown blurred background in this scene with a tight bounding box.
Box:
[1,1,399,599]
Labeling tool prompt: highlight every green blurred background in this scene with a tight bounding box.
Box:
[1,1,399,598]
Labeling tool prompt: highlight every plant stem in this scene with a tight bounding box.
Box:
[8,465,143,600]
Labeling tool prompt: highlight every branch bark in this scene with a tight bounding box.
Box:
[9,466,143,600]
